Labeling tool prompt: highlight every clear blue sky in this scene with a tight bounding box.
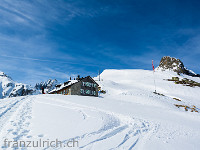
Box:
[0,0,200,85]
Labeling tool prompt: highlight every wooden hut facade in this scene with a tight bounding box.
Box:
[49,76,99,97]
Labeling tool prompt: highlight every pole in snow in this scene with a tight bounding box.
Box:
[152,60,157,93]
[99,69,100,81]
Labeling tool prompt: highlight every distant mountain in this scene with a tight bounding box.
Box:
[157,56,200,77]
[35,79,58,93]
[0,71,35,99]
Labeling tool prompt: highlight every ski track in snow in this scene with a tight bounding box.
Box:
[0,95,154,150]
[39,96,153,150]
[0,96,33,150]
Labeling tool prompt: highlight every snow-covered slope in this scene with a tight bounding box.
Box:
[0,69,200,150]
[0,71,34,99]
[97,69,200,108]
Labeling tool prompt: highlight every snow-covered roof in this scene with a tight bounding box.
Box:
[49,80,79,93]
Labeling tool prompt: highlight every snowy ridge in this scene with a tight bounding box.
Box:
[0,71,34,99]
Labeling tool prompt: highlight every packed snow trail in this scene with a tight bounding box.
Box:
[0,96,33,149]
[0,97,27,133]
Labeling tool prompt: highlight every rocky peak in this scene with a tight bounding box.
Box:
[158,56,200,77]
[158,56,184,72]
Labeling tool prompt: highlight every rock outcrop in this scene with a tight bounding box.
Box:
[157,56,200,77]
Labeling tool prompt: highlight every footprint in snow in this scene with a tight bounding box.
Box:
[25,122,30,126]
[38,134,44,137]
[27,116,32,119]
[27,135,32,138]
[12,132,18,135]
[22,130,29,134]
[12,123,17,126]
[7,129,13,132]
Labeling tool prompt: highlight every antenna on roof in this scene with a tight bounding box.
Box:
[99,69,100,81]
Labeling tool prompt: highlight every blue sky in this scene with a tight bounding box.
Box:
[0,0,200,85]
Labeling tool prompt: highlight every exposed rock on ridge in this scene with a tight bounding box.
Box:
[158,56,200,77]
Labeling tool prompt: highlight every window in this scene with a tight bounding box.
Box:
[80,89,84,94]
[61,91,62,94]
[94,91,96,95]
[85,82,91,87]
[85,90,90,94]
[63,90,65,95]
[83,82,97,88]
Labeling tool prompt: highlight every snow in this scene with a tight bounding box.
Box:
[0,69,200,149]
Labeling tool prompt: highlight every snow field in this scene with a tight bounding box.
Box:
[0,69,200,149]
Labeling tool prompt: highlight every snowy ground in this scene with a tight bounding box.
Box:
[0,69,200,150]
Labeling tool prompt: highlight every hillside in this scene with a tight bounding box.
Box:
[0,69,199,149]
[97,69,200,108]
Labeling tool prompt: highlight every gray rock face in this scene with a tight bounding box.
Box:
[158,56,200,77]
